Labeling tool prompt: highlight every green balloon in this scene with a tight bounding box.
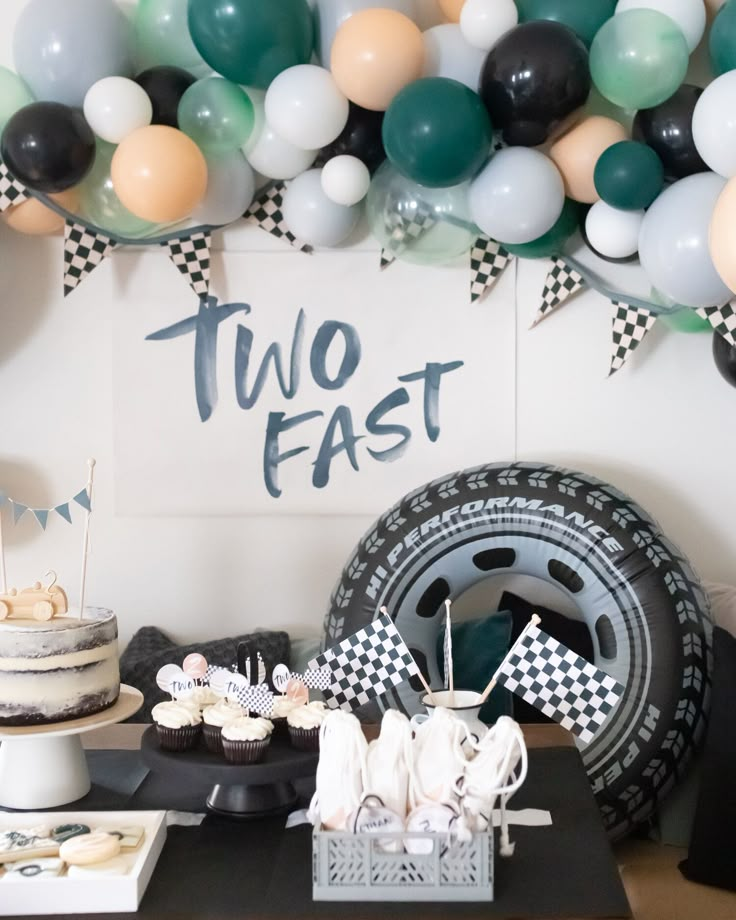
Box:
[79,142,158,239]
[516,0,617,47]
[590,10,689,110]
[594,141,664,210]
[187,0,313,89]
[367,162,476,266]
[178,78,255,153]
[383,78,492,189]
[135,0,209,76]
[502,198,581,258]
[0,67,34,134]
[710,0,736,76]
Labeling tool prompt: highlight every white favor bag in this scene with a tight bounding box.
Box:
[364,710,413,819]
[409,707,469,811]
[308,710,367,831]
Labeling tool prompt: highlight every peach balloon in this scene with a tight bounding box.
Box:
[330,10,425,111]
[549,116,628,204]
[111,125,208,223]
[709,177,736,294]
[2,188,80,236]
[439,0,466,22]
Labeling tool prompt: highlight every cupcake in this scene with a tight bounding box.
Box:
[191,685,222,712]
[287,701,327,752]
[222,716,274,764]
[270,695,301,737]
[152,700,202,752]
[202,698,244,753]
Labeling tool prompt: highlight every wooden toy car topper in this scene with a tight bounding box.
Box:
[0,571,69,621]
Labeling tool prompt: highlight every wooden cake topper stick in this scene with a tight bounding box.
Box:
[479,614,542,704]
[445,598,454,707]
[78,459,96,620]
[0,500,6,595]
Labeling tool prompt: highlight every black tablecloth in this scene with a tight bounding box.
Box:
[2,747,630,919]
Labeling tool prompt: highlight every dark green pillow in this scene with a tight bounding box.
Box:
[436,611,513,724]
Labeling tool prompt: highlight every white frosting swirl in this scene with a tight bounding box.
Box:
[203,698,244,727]
[191,686,222,709]
[222,716,274,742]
[287,701,327,730]
[152,700,202,728]
[271,696,300,719]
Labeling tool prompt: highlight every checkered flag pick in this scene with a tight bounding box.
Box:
[63,222,117,297]
[245,182,311,252]
[235,683,274,716]
[308,614,420,711]
[530,258,586,327]
[470,235,514,304]
[609,300,657,376]
[379,198,436,271]
[695,300,736,347]
[163,231,211,298]
[496,624,623,745]
[0,163,27,212]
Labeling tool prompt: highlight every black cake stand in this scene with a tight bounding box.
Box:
[140,726,319,819]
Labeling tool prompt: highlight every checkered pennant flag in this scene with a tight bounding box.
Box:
[530,258,586,327]
[379,197,436,270]
[470,235,514,304]
[0,162,27,212]
[63,222,117,297]
[695,300,736,347]
[609,300,657,376]
[245,182,311,252]
[496,624,623,745]
[163,231,211,298]
[308,614,420,711]
[235,683,274,717]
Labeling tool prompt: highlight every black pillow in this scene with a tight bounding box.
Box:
[679,627,736,892]
[120,627,290,722]
[499,591,594,724]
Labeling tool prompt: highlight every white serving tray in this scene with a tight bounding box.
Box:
[0,810,167,915]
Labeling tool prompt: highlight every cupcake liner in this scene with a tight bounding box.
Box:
[156,723,201,752]
[289,725,320,752]
[271,717,289,739]
[222,737,269,764]
[203,723,224,754]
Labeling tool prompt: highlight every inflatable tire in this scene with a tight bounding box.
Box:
[324,462,712,839]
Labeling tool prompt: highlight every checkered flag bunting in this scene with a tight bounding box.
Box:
[530,258,586,327]
[609,300,657,376]
[308,614,420,711]
[245,182,311,252]
[695,300,736,347]
[0,162,27,212]
[163,231,211,298]
[63,222,117,297]
[470,235,514,304]
[379,197,436,271]
[496,624,623,744]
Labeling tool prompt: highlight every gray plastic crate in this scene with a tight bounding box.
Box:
[312,829,494,902]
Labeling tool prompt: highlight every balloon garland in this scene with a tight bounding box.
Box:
[2,0,736,382]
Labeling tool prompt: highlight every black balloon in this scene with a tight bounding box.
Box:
[135,66,196,128]
[317,102,385,173]
[713,333,736,389]
[633,85,707,181]
[479,21,590,147]
[1,102,95,193]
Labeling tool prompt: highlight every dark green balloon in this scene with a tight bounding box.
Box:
[594,141,664,211]
[187,0,313,89]
[710,0,736,76]
[383,78,492,189]
[515,0,617,47]
[502,198,581,258]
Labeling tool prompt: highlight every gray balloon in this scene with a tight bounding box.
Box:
[14,0,133,108]
[314,0,417,66]
[638,173,732,309]
[192,151,255,227]
[282,169,361,247]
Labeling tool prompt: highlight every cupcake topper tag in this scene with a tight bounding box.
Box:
[182,653,208,680]
[272,663,332,693]
[156,663,195,700]
[206,666,274,716]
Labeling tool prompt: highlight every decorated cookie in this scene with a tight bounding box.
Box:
[1,857,65,879]
[67,856,129,878]
[51,823,90,844]
[92,826,145,850]
[0,827,58,862]
[59,832,120,866]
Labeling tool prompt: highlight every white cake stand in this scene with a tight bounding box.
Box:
[0,685,143,810]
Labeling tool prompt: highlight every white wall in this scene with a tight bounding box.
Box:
[2,1,735,651]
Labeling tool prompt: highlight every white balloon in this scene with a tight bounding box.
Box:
[692,71,736,178]
[265,65,349,151]
[469,148,565,244]
[83,76,152,145]
[244,121,318,180]
[283,169,361,247]
[460,0,519,52]
[585,202,643,259]
[422,24,487,90]
[321,155,371,205]
[193,150,255,226]
[615,0,706,52]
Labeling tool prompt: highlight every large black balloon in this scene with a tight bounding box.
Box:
[479,21,590,147]
[317,103,385,174]
[713,333,736,389]
[633,85,707,181]
[1,102,95,193]
[135,66,196,128]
